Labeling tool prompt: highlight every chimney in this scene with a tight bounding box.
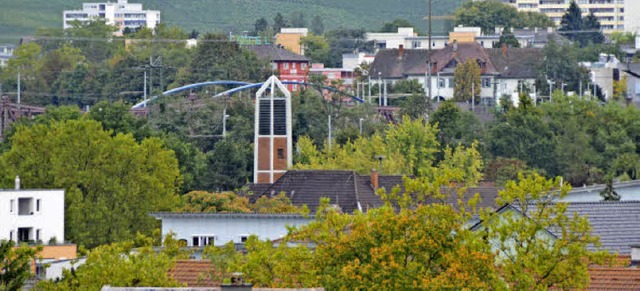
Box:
[370,169,379,190]
[632,245,640,266]
[452,40,458,52]
[501,43,508,57]
[398,44,404,59]
[14,176,20,190]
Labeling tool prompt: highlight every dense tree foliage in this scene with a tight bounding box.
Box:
[204,173,611,289]
[0,119,181,248]
[0,241,40,290]
[455,1,554,34]
[559,1,605,47]
[37,234,188,290]
[453,59,481,101]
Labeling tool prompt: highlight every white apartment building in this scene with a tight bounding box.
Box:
[0,177,65,244]
[0,44,15,68]
[479,0,634,33]
[63,0,160,35]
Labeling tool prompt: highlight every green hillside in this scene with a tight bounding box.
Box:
[0,0,466,42]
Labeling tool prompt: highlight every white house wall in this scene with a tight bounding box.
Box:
[0,190,65,244]
[158,215,314,246]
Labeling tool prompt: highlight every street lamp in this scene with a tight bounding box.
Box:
[359,118,364,135]
[222,108,230,138]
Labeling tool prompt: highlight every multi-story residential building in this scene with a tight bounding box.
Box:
[0,44,15,67]
[275,28,308,55]
[63,0,160,35]
[0,177,65,244]
[477,0,634,33]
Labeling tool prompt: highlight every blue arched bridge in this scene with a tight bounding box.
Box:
[130,80,366,109]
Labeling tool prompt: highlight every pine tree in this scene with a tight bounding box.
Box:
[559,1,583,44]
[273,13,288,33]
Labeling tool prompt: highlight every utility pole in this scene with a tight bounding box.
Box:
[383,80,388,106]
[378,72,382,106]
[471,81,475,111]
[16,70,20,104]
[143,70,147,107]
[327,115,332,148]
[427,0,432,101]
[368,75,372,103]
[359,118,364,135]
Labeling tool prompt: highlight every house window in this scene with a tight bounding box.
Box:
[482,78,492,88]
[192,235,216,247]
[301,63,307,70]
[17,227,32,243]
[449,78,454,88]
[18,198,34,216]
[9,230,13,242]
[36,229,40,241]
[277,148,285,159]
[36,199,40,212]
[271,63,277,71]
[438,78,446,88]
[240,235,249,243]
[10,199,13,213]
[283,63,289,69]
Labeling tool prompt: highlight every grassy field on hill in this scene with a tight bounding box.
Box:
[0,0,466,42]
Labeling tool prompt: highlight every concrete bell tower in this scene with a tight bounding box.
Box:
[254,76,292,184]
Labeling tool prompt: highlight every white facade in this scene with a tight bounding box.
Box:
[0,186,65,244]
[626,0,640,33]
[366,27,416,51]
[561,180,640,203]
[63,0,160,35]
[39,258,86,281]
[0,44,15,68]
[152,213,314,247]
[476,0,630,33]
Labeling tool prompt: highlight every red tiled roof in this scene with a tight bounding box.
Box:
[588,267,640,290]
[168,260,219,287]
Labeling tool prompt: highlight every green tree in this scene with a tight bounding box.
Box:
[0,119,181,248]
[380,18,415,33]
[325,29,373,67]
[201,139,253,191]
[88,100,152,141]
[65,19,120,63]
[398,93,431,120]
[496,27,520,48]
[310,15,324,35]
[480,173,612,289]
[289,11,306,28]
[273,13,288,33]
[559,1,604,47]
[453,59,481,101]
[176,191,251,213]
[254,17,268,34]
[455,1,552,34]
[0,240,40,290]
[37,234,188,290]
[300,35,331,65]
[600,176,621,201]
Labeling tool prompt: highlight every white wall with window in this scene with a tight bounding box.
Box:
[0,183,65,244]
[152,213,314,247]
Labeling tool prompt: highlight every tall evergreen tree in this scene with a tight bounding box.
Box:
[584,12,605,45]
[311,15,324,35]
[254,17,268,35]
[273,13,288,33]
[290,11,306,28]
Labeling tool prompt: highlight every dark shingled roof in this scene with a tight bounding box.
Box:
[245,44,310,62]
[246,170,501,214]
[370,42,499,79]
[486,48,543,79]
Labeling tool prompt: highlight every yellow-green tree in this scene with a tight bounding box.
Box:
[295,116,483,182]
[453,59,481,101]
[0,240,41,290]
[37,234,188,290]
[480,173,613,289]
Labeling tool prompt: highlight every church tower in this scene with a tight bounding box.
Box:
[254,76,292,184]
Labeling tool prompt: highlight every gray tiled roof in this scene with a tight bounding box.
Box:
[563,201,640,255]
[245,44,310,62]
[486,48,543,79]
